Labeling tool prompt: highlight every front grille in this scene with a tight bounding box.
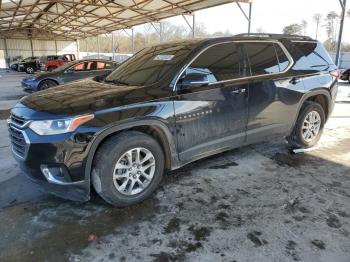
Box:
[7,113,30,159]
[10,114,27,127]
[8,124,27,158]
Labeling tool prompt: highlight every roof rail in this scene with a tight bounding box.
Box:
[235,33,314,41]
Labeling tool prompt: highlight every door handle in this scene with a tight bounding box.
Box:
[231,88,246,95]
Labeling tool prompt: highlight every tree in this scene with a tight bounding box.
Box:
[301,20,307,36]
[283,24,302,35]
[313,13,322,39]
[325,11,338,42]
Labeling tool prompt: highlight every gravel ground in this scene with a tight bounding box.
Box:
[0,71,349,262]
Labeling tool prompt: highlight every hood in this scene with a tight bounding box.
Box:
[24,70,60,80]
[18,79,169,117]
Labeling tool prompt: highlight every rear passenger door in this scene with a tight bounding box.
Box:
[243,42,305,144]
[174,42,249,162]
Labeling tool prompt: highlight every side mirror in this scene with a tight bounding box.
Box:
[65,68,74,74]
[179,73,209,89]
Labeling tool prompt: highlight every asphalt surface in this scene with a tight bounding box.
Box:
[0,69,350,262]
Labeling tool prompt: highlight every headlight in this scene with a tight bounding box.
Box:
[25,77,37,81]
[29,114,94,135]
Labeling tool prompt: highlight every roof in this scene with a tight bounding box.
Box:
[146,33,316,48]
[0,0,251,40]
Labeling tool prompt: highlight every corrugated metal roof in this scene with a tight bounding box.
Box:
[0,0,251,40]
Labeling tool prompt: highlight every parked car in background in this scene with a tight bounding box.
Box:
[17,57,39,73]
[40,54,76,71]
[21,59,119,92]
[340,69,350,83]
[9,56,25,71]
[9,34,338,206]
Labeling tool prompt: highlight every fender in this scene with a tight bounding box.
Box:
[83,118,180,182]
[289,88,332,134]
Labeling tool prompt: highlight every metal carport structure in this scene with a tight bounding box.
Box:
[0,0,346,66]
[0,0,252,40]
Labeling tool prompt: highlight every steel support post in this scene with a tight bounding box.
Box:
[335,0,346,67]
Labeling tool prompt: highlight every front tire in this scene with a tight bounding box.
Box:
[287,101,325,148]
[92,131,165,207]
[38,80,57,90]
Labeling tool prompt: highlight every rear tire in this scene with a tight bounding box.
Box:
[92,131,165,207]
[287,101,325,148]
[38,80,57,90]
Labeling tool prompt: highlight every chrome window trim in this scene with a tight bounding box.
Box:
[173,40,294,92]
[291,40,318,43]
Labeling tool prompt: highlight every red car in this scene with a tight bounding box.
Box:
[40,54,76,71]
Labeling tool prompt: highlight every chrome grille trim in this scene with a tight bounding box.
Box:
[7,116,30,160]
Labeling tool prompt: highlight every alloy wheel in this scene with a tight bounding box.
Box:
[113,147,156,196]
[302,110,321,142]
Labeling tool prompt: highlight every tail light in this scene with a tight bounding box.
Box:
[330,69,340,79]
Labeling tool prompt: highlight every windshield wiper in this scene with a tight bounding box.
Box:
[104,79,130,86]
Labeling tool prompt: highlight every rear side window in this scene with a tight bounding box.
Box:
[293,41,335,71]
[274,44,290,72]
[105,62,114,69]
[97,62,105,69]
[182,42,245,84]
[244,43,280,75]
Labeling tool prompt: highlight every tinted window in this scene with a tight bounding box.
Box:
[106,43,196,86]
[244,43,279,75]
[105,62,114,69]
[293,41,335,71]
[84,61,96,70]
[274,44,290,72]
[181,42,244,84]
[97,62,105,69]
[72,62,84,71]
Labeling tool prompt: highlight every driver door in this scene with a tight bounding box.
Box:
[173,42,249,162]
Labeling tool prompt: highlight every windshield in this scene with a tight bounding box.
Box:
[105,42,197,86]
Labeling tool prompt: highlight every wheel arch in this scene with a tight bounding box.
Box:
[84,119,180,182]
[38,78,59,88]
[291,89,331,128]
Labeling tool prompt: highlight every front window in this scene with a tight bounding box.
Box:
[105,43,196,86]
[177,42,247,89]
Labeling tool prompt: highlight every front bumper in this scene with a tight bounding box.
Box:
[7,117,93,202]
[21,79,39,92]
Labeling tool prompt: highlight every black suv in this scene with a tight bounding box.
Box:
[17,56,40,74]
[8,34,338,206]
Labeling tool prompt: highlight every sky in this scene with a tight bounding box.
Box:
[135,0,349,43]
